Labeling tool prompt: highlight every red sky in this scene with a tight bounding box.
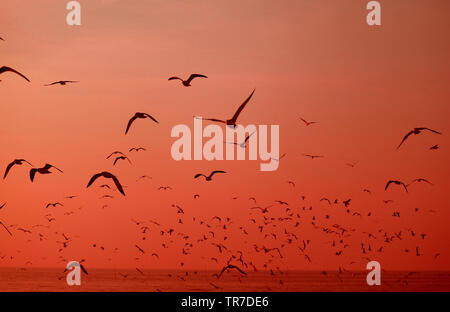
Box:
[1,0,449,271]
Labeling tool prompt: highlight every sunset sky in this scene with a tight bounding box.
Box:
[1,0,449,272]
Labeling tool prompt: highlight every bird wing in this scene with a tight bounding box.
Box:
[187,74,207,83]
[384,180,393,191]
[29,168,37,182]
[143,113,159,124]
[80,263,88,275]
[244,131,256,143]
[44,82,60,86]
[111,174,126,196]
[113,157,121,166]
[419,128,441,135]
[397,131,414,149]
[86,173,104,188]
[231,89,255,122]
[0,203,6,210]
[194,174,206,179]
[125,115,138,134]
[168,76,182,81]
[50,165,64,173]
[0,221,12,236]
[3,161,15,179]
[203,118,226,124]
[0,66,30,82]
[210,170,226,178]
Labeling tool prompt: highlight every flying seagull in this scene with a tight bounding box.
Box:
[125,112,159,134]
[194,171,226,181]
[29,164,63,182]
[113,156,132,166]
[4,159,33,179]
[385,180,408,193]
[129,147,147,152]
[300,117,317,126]
[46,202,64,209]
[408,178,433,186]
[202,89,255,127]
[87,172,125,196]
[44,81,79,86]
[397,127,441,149]
[302,154,324,160]
[106,151,126,159]
[0,66,30,82]
[168,74,207,87]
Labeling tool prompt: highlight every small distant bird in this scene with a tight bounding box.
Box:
[129,147,146,152]
[429,144,439,150]
[0,66,30,82]
[29,164,63,182]
[194,171,226,181]
[4,159,33,179]
[343,199,351,207]
[300,117,317,126]
[202,89,255,127]
[217,265,247,278]
[106,151,126,159]
[302,154,324,160]
[397,127,442,149]
[408,178,433,186]
[113,156,132,166]
[168,74,207,87]
[44,80,78,86]
[125,112,159,134]
[385,180,408,193]
[46,202,63,209]
[87,172,125,196]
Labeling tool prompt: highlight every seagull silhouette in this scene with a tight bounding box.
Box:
[194,171,226,181]
[113,156,132,166]
[46,202,64,208]
[300,117,317,126]
[125,112,159,134]
[4,159,33,179]
[397,127,441,149]
[129,147,146,152]
[168,74,207,87]
[217,264,247,278]
[385,180,408,193]
[0,66,30,82]
[408,178,433,186]
[44,81,79,86]
[29,164,63,182]
[106,151,126,159]
[302,154,324,160]
[202,89,255,127]
[87,172,125,196]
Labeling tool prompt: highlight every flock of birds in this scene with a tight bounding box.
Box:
[0,34,446,290]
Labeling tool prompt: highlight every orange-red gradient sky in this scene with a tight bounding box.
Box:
[1,0,449,271]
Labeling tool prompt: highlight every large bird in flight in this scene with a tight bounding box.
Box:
[385,180,408,193]
[0,66,30,82]
[29,164,63,182]
[202,89,255,127]
[125,112,159,134]
[194,171,226,181]
[4,159,33,179]
[87,172,125,196]
[397,127,441,149]
[168,74,207,87]
[44,80,79,86]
